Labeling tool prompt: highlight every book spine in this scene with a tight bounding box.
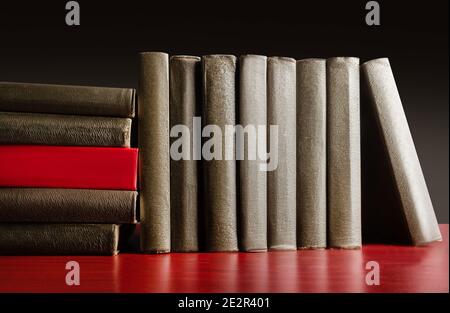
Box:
[0,82,135,117]
[327,57,361,249]
[202,55,238,251]
[169,55,201,252]
[239,55,268,252]
[296,59,327,249]
[0,112,131,147]
[0,224,119,255]
[361,58,441,245]
[0,188,137,223]
[267,57,297,250]
[0,145,138,190]
[138,52,171,253]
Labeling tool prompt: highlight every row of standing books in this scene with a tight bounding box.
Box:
[0,53,442,254]
[138,53,441,253]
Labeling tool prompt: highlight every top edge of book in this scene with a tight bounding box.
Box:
[170,55,201,61]
[0,82,135,118]
[203,54,237,60]
[240,54,267,60]
[296,58,326,64]
[0,145,139,153]
[268,56,296,63]
[361,57,390,67]
[327,57,360,64]
[0,81,134,92]
[140,51,168,57]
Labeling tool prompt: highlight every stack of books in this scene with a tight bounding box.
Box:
[0,82,138,255]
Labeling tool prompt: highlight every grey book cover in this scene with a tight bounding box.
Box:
[169,55,201,252]
[327,57,361,249]
[267,57,297,250]
[361,58,441,246]
[202,55,238,252]
[138,52,171,253]
[0,111,131,147]
[0,82,135,118]
[239,54,268,252]
[0,224,119,255]
[0,188,137,223]
[296,58,327,249]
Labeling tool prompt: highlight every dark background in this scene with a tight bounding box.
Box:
[0,0,448,222]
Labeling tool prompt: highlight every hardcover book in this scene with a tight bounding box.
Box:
[0,81,135,118]
[0,188,137,223]
[267,57,297,250]
[0,112,131,147]
[361,58,441,245]
[202,55,238,252]
[169,55,201,252]
[138,52,171,253]
[326,57,361,249]
[296,58,327,249]
[239,54,268,252]
[0,224,119,255]
[0,145,138,190]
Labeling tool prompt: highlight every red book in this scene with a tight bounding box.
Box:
[0,145,138,190]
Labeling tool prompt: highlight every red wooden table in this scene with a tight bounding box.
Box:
[0,225,447,293]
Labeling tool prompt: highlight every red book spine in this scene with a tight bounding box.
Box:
[0,145,138,190]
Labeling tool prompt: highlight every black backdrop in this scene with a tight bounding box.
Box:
[0,0,448,222]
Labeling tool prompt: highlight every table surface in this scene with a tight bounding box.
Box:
[0,224,448,293]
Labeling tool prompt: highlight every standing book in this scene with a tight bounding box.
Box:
[202,55,238,252]
[138,52,171,253]
[267,57,297,250]
[296,58,327,249]
[169,55,201,252]
[239,54,268,252]
[327,57,361,249]
[361,58,441,245]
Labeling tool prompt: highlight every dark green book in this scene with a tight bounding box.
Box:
[169,55,201,252]
[0,112,131,147]
[0,82,135,117]
[138,52,171,254]
[0,188,137,223]
[0,224,119,255]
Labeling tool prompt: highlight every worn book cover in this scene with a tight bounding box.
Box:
[0,81,135,117]
[169,55,201,252]
[239,54,268,252]
[267,56,297,251]
[361,58,441,246]
[202,55,238,252]
[138,52,171,253]
[327,57,361,249]
[0,112,131,147]
[296,58,327,249]
[0,224,120,255]
[0,188,137,223]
